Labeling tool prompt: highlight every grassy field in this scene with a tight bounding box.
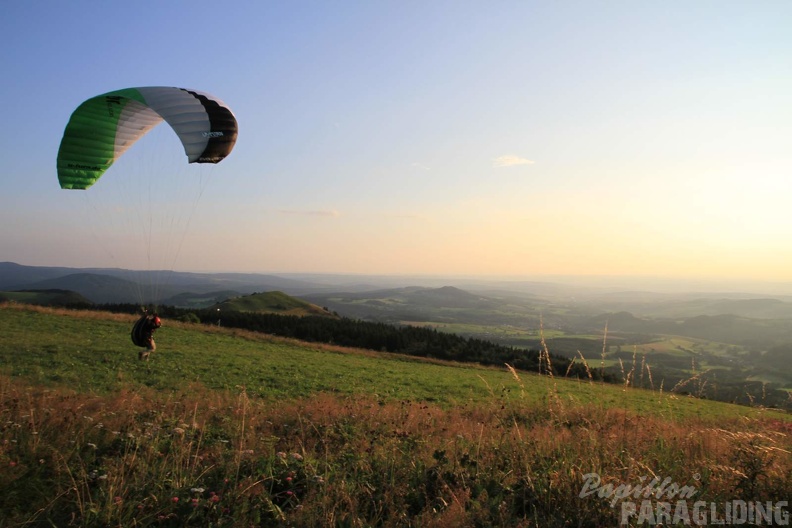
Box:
[403,321,570,341]
[0,291,48,303]
[620,336,743,358]
[1,303,790,527]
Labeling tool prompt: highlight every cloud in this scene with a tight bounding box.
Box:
[381,212,429,221]
[493,155,535,168]
[277,209,340,218]
[412,163,431,171]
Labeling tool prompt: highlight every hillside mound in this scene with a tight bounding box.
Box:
[212,291,334,317]
[0,289,92,307]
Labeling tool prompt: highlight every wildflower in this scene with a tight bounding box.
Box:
[210,494,220,503]
[191,487,205,494]
[114,496,122,504]
[276,451,287,459]
[285,476,292,483]
[172,496,179,503]
[290,452,303,461]
[191,498,199,507]
[173,427,185,435]
[87,443,97,449]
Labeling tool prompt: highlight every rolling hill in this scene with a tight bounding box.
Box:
[211,291,335,317]
[161,289,241,308]
[0,289,92,306]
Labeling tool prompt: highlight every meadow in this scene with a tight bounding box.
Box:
[1,303,790,527]
[402,321,572,342]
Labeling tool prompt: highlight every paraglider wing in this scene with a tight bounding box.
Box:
[57,87,238,190]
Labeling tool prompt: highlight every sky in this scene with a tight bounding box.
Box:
[2,1,792,286]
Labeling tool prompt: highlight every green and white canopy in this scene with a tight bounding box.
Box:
[57,87,238,190]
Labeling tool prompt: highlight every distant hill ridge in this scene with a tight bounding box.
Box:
[0,262,354,305]
[23,273,141,304]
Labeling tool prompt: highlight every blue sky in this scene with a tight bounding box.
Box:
[2,1,792,283]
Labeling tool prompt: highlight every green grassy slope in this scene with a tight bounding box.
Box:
[1,303,786,422]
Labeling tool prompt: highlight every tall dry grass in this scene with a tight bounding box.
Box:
[1,372,789,527]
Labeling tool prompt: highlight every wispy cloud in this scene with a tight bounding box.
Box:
[277,209,340,218]
[381,212,429,221]
[493,155,535,168]
[412,162,431,171]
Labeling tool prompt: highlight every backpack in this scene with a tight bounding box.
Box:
[131,316,149,347]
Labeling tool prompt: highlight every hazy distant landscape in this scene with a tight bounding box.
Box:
[3,261,790,409]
